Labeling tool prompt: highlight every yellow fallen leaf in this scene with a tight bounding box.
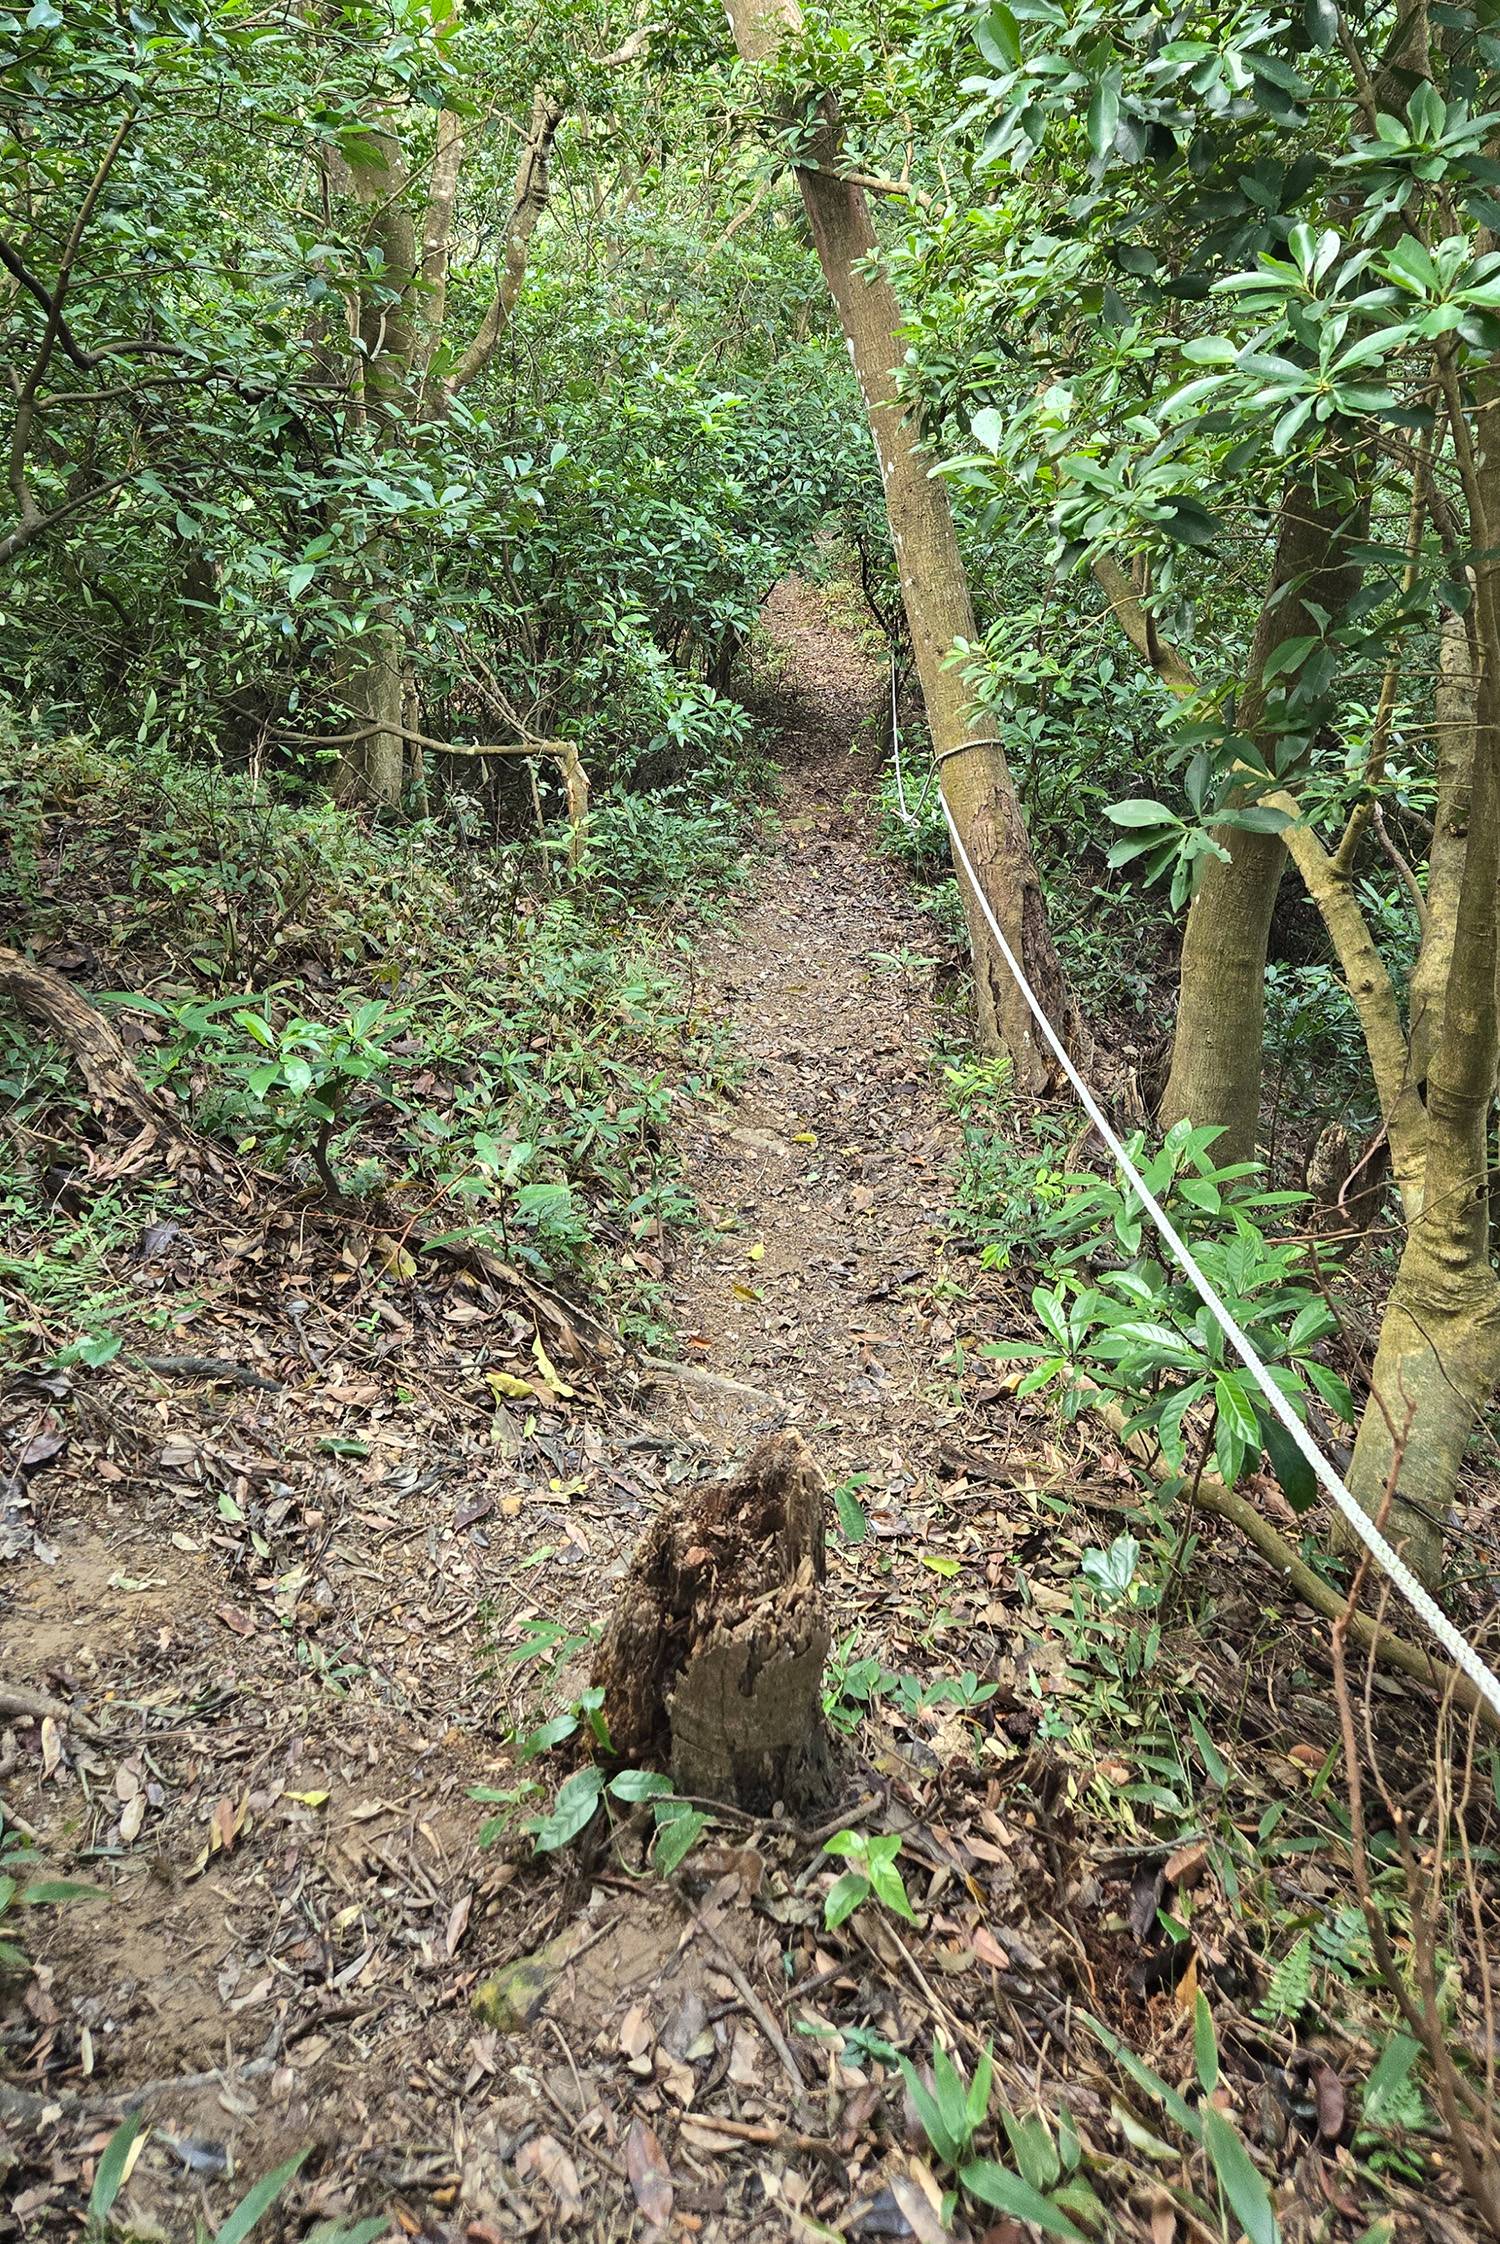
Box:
[287,1789,330,1809]
[731,1282,762,1302]
[748,1242,764,1262]
[487,1370,533,1400]
[792,1131,817,1146]
[531,1335,576,1399]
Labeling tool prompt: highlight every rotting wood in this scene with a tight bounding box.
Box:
[0,946,191,1145]
[593,1431,833,1814]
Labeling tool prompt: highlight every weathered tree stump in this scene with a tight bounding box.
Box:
[592,1431,832,1815]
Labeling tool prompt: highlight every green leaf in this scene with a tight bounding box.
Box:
[531,1767,605,1853]
[971,406,1007,454]
[974,5,1022,68]
[1303,0,1338,46]
[1104,798,1177,829]
[211,2150,312,2244]
[1087,73,1121,161]
[899,2056,963,2167]
[608,1767,675,1802]
[1212,1372,1259,1452]
[1188,1707,1229,1789]
[20,1878,105,1906]
[1261,1407,1318,1515]
[960,2163,1086,2242]
[89,2112,147,2225]
[1001,2107,1060,2192]
[832,1475,868,1543]
[651,1805,708,1875]
[516,1713,579,1760]
[824,1871,870,1928]
[1201,2106,1280,2244]
[1193,1992,1220,2095]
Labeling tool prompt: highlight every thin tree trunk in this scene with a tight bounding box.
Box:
[1343,383,1500,1583]
[331,119,419,808]
[1159,461,1368,1157]
[436,90,564,410]
[722,0,1078,1081]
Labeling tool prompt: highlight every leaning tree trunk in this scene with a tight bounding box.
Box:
[722,0,1079,1084]
[592,1432,832,1814]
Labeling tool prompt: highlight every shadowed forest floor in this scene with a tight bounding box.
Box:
[0,584,1480,2242]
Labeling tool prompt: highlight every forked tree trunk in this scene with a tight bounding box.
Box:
[1158,461,1368,1158]
[1342,405,1500,1584]
[592,1432,833,1814]
[722,0,1079,1084]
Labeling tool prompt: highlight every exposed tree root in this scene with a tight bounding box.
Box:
[0,946,191,1147]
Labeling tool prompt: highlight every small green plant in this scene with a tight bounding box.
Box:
[86,2115,387,2244]
[0,1823,102,1976]
[984,1121,1349,1511]
[473,1762,712,1878]
[822,1828,917,1928]
[1087,2000,1282,2244]
[879,2031,1098,2241]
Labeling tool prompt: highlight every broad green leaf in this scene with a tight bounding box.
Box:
[824,1870,870,1928]
[211,2150,312,2244]
[608,1767,674,1802]
[531,1767,604,1853]
[651,1806,708,1875]
[1201,2107,1280,2244]
[960,2162,1086,2241]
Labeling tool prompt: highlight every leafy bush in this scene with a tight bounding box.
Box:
[981,1122,1351,1508]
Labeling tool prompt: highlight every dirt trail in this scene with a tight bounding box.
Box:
[3,579,1061,2244]
[642,577,993,1498]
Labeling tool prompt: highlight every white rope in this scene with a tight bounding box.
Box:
[937,795,1500,1723]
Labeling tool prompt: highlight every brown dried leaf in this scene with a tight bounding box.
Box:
[625,2118,673,2230]
[1313,2060,1346,2141]
[514,2133,581,2224]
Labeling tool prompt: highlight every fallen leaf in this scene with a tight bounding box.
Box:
[119,1793,146,1844]
[748,1241,765,1262]
[515,2133,581,2223]
[889,2168,949,2244]
[41,1716,62,1777]
[1313,2059,1346,2141]
[217,1604,256,1638]
[286,1789,329,1808]
[530,1335,575,1399]
[486,1370,533,1400]
[626,2118,673,2230]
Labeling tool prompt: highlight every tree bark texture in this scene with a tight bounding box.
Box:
[592,1432,832,1814]
[1158,460,1369,1159]
[722,0,1079,1087]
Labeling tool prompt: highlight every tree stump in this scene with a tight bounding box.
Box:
[592,1431,833,1815]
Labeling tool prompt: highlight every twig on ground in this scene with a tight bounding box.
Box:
[0,1682,105,1741]
[638,1356,785,1408]
[684,1905,810,2105]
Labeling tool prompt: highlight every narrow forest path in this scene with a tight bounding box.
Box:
[639,576,998,1499]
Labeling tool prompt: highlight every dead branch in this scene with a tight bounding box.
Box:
[0,947,190,1146]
